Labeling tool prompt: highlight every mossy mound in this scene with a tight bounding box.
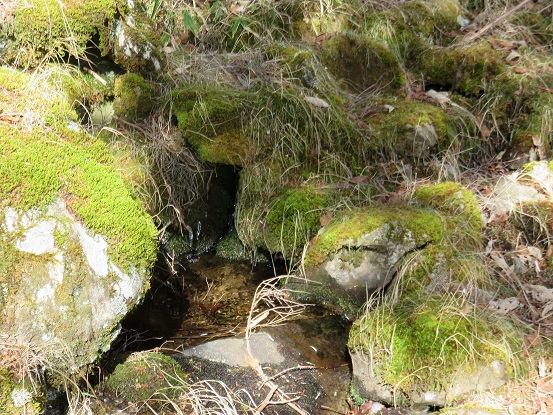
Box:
[419,43,503,96]
[100,352,187,413]
[348,296,522,406]
[113,73,156,121]
[171,84,256,165]
[320,32,404,93]
[413,181,482,246]
[10,0,118,67]
[361,99,450,160]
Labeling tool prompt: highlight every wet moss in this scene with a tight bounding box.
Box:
[113,73,156,121]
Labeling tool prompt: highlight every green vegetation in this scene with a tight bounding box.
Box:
[102,352,187,411]
[348,296,522,400]
[0,66,157,271]
[0,368,43,415]
[113,73,156,121]
[11,0,118,67]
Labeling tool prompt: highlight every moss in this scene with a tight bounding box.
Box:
[12,0,118,67]
[102,352,187,410]
[171,84,256,165]
[418,42,503,96]
[0,67,157,272]
[401,0,461,44]
[363,99,449,160]
[0,368,43,415]
[349,296,522,395]
[413,182,482,247]
[215,229,250,261]
[305,206,444,267]
[264,186,331,257]
[113,73,156,121]
[320,32,405,93]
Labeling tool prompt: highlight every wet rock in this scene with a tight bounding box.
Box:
[173,315,351,415]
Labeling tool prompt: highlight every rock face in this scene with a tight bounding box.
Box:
[297,207,443,310]
[1,198,150,367]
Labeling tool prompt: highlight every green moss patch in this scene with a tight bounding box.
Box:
[349,296,521,395]
[113,73,156,121]
[320,32,404,93]
[305,206,444,267]
[12,0,118,67]
[102,352,187,410]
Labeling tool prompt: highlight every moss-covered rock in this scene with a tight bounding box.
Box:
[113,73,156,121]
[320,32,404,93]
[8,0,164,72]
[0,65,157,372]
[171,84,256,165]
[362,99,449,160]
[100,352,187,413]
[348,296,522,406]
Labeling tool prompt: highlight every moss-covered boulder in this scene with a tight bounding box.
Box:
[6,0,164,72]
[0,66,157,373]
[297,206,444,311]
[97,351,187,414]
[348,296,521,406]
[320,32,404,93]
[295,182,486,312]
[113,73,156,121]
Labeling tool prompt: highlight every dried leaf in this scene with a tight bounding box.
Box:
[349,175,369,184]
[506,50,521,62]
[304,96,330,108]
[523,331,542,349]
[320,211,333,227]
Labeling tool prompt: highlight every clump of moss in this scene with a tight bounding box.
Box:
[102,352,187,410]
[413,181,482,247]
[113,73,156,121]
[401,0,461,44]
[320,32,404,93]
[418,42,503,96]
[264,186,331,257]
[348,296,521,401]
[11,0,118,67]
[171,84,256,165]
[363,99,449,160]
[215,229,250,261]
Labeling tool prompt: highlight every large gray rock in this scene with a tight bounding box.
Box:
[0,198,150,369]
